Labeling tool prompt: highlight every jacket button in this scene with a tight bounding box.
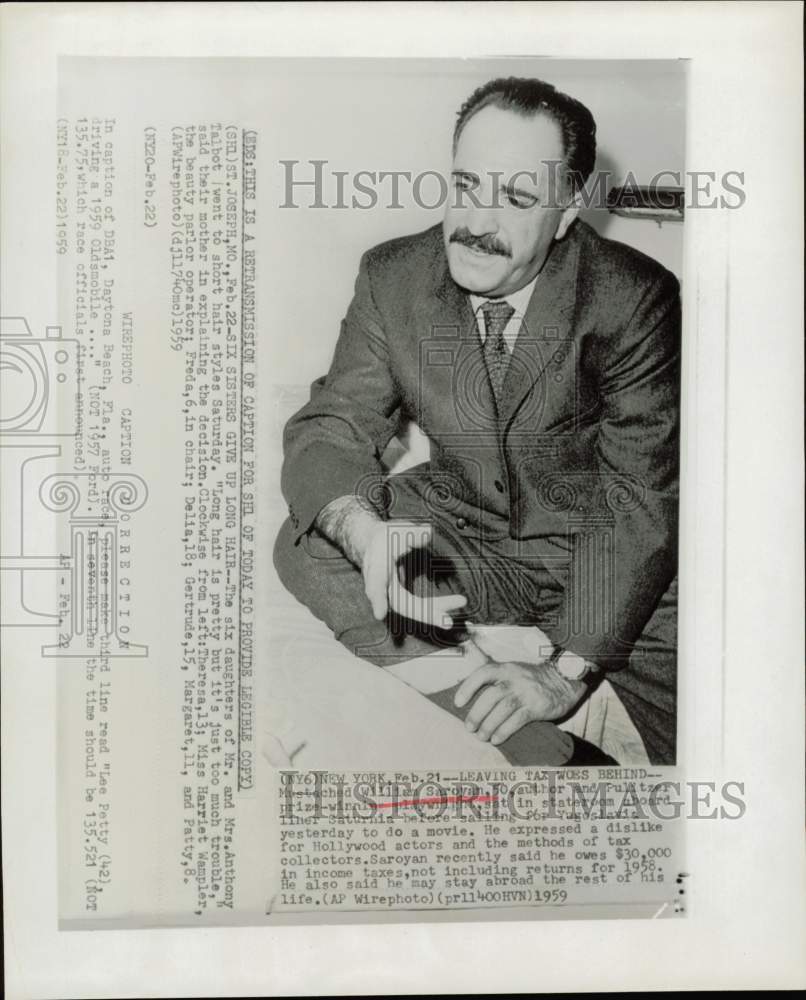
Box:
[494,479,505,493]
[456,517,467,529]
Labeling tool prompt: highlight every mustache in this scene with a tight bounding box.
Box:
[449,228,511,258]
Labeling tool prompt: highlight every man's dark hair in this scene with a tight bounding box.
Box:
[453,77,597,194]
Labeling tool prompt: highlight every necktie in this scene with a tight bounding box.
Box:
[480,300,515,405]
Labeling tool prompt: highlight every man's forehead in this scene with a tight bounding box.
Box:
[453,106,565,183]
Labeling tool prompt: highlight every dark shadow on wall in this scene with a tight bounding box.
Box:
[579,148,618,241]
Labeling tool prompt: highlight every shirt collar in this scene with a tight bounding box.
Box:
[469,272,539,318]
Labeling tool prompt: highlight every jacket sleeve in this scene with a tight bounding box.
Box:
[280,252,402,541]
[546,269,681,668]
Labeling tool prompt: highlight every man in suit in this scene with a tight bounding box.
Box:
[274,77,680,765]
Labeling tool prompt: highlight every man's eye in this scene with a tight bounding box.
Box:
[506,192,537,209]
[454,175,476,190]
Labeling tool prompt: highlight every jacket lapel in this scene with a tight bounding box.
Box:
[497,228,581,429]
[433,258,499,425]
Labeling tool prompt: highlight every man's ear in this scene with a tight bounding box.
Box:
[554,194,582,240]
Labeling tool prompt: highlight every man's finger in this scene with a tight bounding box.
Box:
[433,591,468,628]
[367,588,388,620]
[363,552,389,620]
[464,684,506,734]
[476,696,520,742]
[454,663,498,709]
[490,707,532,746]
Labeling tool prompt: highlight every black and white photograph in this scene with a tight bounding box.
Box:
[1,2,803,996]
[266,60,686,771]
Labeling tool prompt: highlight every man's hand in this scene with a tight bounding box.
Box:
[454,660,586,745]
[363,520,467,628]
[315,496,466,628]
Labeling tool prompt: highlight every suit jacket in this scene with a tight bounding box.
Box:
[281,220,681,669]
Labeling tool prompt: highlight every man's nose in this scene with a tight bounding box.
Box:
[464,202,499,236]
